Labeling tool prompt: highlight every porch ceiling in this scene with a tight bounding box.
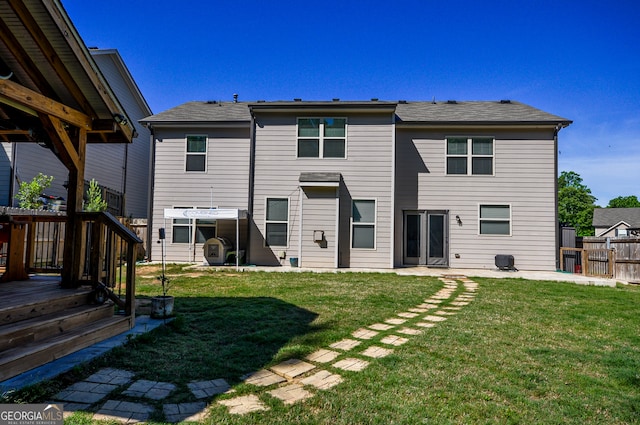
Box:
[0,0,134,144]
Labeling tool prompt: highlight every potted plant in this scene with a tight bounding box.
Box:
[151,272,174,318]
[151,228,174,318]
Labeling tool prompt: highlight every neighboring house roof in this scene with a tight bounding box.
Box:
[593,208,640,228]
[141,99,571,128]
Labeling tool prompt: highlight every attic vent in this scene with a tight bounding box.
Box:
[500,99,511,104]
[206,100,217,104]
[294,98,302,102]
[398,100,407,104]
[332,98,340,102]
[371,98,379,101]
[447,100,457,104]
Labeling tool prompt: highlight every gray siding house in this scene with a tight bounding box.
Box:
[593,208,640,237]
[3,49,152,218]
[142,99,570,271]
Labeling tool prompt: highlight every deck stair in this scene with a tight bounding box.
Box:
[0,278,132,382]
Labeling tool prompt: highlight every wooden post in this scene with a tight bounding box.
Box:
[581,250,587,275]
[125,239,136,324]
[0,221,29,281]
[61,128,86,287]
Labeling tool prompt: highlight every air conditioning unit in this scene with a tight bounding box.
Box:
[495,254,516,271]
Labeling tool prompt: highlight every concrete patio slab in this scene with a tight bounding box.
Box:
[368,323,395,331]
[270,359,316,380]
[360,346,394,359]
[163,401,208,422]
[123,379,176,400]
[332,358,369,372]
[385,318,407,325]
[267,383,313,405]
[352,328,379,340]
[306,349,340,364]
[94,399,154,423]
[218,394,269,415]
[188,378,231,399]
[300,370,344,390]
[330,338,362,351]
[243,369,287,387]
[380,335,410,346]
[396,327,422,335]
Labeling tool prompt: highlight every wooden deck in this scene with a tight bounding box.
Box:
[0,276,132,382]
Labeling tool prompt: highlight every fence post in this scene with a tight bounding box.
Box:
[581,250,587,275]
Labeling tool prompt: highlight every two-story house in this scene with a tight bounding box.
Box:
[141,99,571,271]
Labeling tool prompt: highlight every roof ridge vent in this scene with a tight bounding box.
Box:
[294,98,302,102]
[206,100,217,104]
[398,100,407,104]
[500,99,511,104]
[447,100,457,104]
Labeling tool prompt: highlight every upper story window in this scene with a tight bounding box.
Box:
[186,135,207,172]
[446,137,494,175]
[297,118,346,158]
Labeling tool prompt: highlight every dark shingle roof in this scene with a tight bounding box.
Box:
[592,208,640,227]
[141,99,571,127]
[140,101,251,124]
[395,100,571,125]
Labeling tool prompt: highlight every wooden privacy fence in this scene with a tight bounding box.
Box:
[560,237,640,283]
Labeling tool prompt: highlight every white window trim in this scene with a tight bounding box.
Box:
[171,205,193,244]
[185,134,208,173]
[296,117,348,159]
[445,136,495,176]
[351,198,377,250]
[478,203,512,236]
[264,196,290,248]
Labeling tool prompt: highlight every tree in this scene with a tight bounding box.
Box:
[84,179,108,212]
[15,173,54,209]
[607,195,640,208]
[558,171,597,236]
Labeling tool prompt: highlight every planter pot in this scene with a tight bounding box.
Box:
[151,295,175,318]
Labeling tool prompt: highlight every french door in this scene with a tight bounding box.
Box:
[403,210,449,267]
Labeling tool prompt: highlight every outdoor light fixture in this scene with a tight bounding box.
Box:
[113,114,128,126]
[456,215,462,226]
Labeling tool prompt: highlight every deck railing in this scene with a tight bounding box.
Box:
[0,209,142,318]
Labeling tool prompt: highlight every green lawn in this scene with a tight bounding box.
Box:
[13,265,640,424]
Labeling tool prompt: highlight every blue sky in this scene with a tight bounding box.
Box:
[62,0,639,206]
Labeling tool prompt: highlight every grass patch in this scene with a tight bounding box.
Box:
[13,265,640,424]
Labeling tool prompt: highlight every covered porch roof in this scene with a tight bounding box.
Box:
[0,0,135,146]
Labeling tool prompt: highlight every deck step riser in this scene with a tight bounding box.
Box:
[0,304,114,352]
[0,316,132,381]
[0,291,92,326]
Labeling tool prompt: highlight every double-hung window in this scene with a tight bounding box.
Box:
[172,206,192,243]
[265,198,289,246]
[186,135,207,172]
[352,199,376,249]
[298,118,346,158]
[479,204,511,235]
[446,137,494,175]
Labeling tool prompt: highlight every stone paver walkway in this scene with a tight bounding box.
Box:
[47,274,478,421]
